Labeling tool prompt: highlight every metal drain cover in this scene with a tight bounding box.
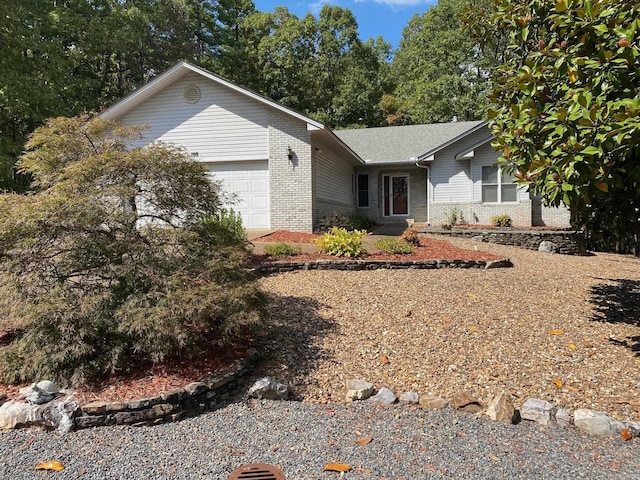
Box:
[228,463,285,480]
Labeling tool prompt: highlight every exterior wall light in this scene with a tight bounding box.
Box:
[287,146,294,161]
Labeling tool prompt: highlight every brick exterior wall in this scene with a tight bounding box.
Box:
[430,201,534,227]
[268,109,314,232]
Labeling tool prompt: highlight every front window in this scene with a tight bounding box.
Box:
[482,166,517,203]
[357,174,369,208]
[383,174,409,216]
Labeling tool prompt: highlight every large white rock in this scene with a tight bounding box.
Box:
[345,379,374,402]
[369,387,397,405]
[521,398,556,425]
[247,377,289,400]
[0,401,41,430]
[399,391,419,404]
[574,409,624,437]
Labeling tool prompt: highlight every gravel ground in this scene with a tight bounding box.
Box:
[1,400,639,479]
[255,235,640,420]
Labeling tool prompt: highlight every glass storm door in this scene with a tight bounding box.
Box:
[383,175,408,216]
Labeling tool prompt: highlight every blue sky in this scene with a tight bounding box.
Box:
[253,0,438,49]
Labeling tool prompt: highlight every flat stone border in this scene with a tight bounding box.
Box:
[251,258,513,275]
[424,228,583,255]
[76,349,259,429]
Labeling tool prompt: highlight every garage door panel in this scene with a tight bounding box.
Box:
[205,161,270,229]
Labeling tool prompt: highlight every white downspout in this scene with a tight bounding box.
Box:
[413,158,430,225]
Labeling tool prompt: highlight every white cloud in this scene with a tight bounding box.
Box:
[308,0,336,14]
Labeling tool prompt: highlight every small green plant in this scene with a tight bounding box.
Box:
[200,208,246,246]
[441,208,460,230]
[374,238,414,254]
[264,242,301,257]
[400,227,421,246]
[315,227,367,257]
[491,214,513,227]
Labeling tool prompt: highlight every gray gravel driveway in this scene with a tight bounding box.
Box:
[1,400,639,479]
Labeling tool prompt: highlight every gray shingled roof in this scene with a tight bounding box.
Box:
[334,121,486,164]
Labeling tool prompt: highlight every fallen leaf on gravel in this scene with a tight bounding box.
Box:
[442,316,451,323]
[565,385,579,393]
[568,343,576,350]
[552,378,563,388]
[324,463,351,472]
[457,431,467,438]
[467,325,480,333]
[487,454,500,462]
[404,310,412,317]
[271,444,280,452]
[548,329,565,335]
[356,437,373,446]
[35,461,64,472]
[380,354,390,365]
[621,429,632,441]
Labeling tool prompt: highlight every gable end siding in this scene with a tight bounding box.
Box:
[313,141,356,222]
[119,71,268,161]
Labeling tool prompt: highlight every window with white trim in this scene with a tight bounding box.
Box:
[357,174,369,207]
[482,166,517,203]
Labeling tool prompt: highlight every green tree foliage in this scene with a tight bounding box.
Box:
[0,116,267,385]
[0,0,222,191]
[241,5,386,128]
[390,0,503,124]
[467,0,640,253]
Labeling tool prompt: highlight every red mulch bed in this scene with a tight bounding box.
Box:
[253,235,501,263]
[0,343,248,405]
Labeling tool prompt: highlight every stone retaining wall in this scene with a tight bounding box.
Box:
[252,258,513,275]
[76,350,258,429]
[429,229,583,255]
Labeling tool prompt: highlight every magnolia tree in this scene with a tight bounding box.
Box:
[466,0,640,252]
[0,116,267,385]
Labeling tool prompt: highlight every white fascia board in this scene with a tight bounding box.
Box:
[416,121,490,164]
[454,136,494,160]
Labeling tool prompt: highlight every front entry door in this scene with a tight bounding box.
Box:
[383,174,409,216]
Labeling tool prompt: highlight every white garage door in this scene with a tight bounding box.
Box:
[205,161,270,229]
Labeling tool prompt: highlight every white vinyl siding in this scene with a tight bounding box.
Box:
[471,143,528,203]
[120,71,268,161]
[430,157,472,204]
[205,161,270,228]
[314,148,354,206]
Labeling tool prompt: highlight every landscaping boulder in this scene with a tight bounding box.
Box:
[248,377,289,400]
[574,409,624,437]
[520,398,556,425]
[486,392,517,424]
[538,241,557,253]
[0,395,80,433]
[23,380,61,405]
[399,391,419,404]
[345,379,374,402]
[369,387,397,405]
[556,408,573,428]
[419,394,449,410]
[451,391,483,413]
